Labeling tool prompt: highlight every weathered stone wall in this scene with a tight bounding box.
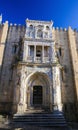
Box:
[68,28,78,120]
[52,28,76,121]
[0,21,8,75]
[75,31,78,51]
[0,24,3,78]
[0,24,25,114]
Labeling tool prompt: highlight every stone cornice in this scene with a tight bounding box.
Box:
[24,37,54,43]
[12,61,61,68]
[26,19,53,25]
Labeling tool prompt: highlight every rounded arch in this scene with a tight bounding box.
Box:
[46,26,49,30]
[29,24,33,29]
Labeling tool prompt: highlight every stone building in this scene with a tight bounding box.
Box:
[0,18,78,122]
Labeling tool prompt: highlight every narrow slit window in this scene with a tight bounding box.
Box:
[59,47,61,56]
[12,45,17,54]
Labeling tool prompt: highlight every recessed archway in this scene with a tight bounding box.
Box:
[25,71,52,110]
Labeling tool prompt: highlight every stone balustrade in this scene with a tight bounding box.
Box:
[43,57,50,63]
[27,56,33,62]
[26,56,50,63]
[35,57,42,63]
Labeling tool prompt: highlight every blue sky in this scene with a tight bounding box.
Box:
[0,0,78,28]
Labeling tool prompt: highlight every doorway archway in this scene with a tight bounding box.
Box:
[26,72,52,110]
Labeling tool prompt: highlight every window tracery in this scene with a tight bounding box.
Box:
[37,29,43,38]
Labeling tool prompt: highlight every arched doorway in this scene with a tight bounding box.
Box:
[26,72,52,110]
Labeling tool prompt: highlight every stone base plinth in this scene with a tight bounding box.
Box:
[17,104,27,114]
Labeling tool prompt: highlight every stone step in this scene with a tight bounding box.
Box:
[13,115,65,118]
[13,121,66,124]
[14,118,65,122]
[13,119,66,123]
[14,112,64,117]
[12,111,67,127]
[12,121,67,127]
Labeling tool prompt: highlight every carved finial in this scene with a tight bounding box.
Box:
[64,28,67,31]
[14,23,17,26]
[60,27,63,30]
[10,23,13,26]
[52,27,55,30]
[26,18,29,21]
[0,14,2,24]
[56,27,59,30]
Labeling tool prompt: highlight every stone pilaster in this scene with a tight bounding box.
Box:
[23,43,28,61]
[42,45,44,62]
[56,66,62,111]
[52,66,62,111]
[68,27,78,102]
[13,65,27,114]
[34,45,36,61]
[49,68,53,112]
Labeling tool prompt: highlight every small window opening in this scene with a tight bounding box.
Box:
[12,45,17,54]
[30,45,34,56]
[61,70,64,81]
[30,25,33,29]
[59,47,61,56]
[36,50,41,57]
[46,26,49,30]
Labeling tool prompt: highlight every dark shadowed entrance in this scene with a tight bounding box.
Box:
[33,86,42,105]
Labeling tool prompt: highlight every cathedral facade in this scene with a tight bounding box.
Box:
[0,19,78,121]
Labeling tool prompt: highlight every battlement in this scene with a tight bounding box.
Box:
[9,23,25,27]
[0,19,78,33]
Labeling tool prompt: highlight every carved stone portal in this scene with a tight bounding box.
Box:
[17,71,52,113]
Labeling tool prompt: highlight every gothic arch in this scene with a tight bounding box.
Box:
[26,71,51,88]
[25,71,52,109]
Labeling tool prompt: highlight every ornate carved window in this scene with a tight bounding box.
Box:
[46,26,49,30]
[29,24,33,30]
[37,29,43,38]
[44,32,48,38]
[36,46,42,57]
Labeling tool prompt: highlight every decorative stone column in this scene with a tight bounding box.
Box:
[13,66,27,114]
[42,45,44,62]
[35,29,37,38]
[49,83,53,112]
[23,43,28,61]
[34,45,36,62]
[56,66,62,111]
[51,43,56,63]
[52,66,62,111]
